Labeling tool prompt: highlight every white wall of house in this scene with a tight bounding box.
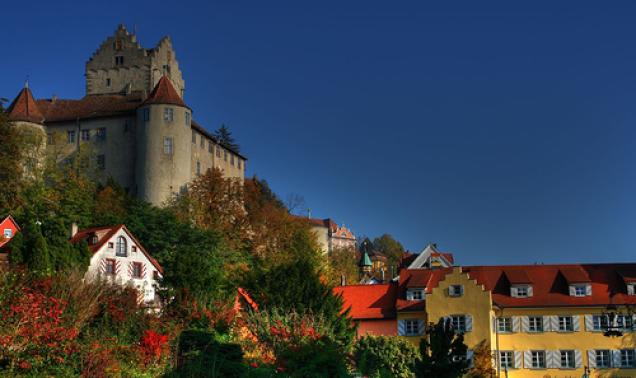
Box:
[85,227,162,305]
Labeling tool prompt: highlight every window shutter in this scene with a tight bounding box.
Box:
[572,315,580,332]
[523,351,532,368]
[569,285,576,296]
[574,350,582,368]
[550,316,559,331]
[417,319,425,335]
[613,350,622,368]
[406,290,413,300]
[397,320,406,336]
[543,315,552,331]
[460,285,464,296]
[465,315,473,332]
[585,284,592,296]
[514,351,522,369]
[628,285,635,296]
[584,315,594,331]
[547,351,558,369]
[527,285,533,297]
[467,350,474,368]
[587,350,596,368]
[521,316,529,332]
[512,316,521,333]
[510,286,518,297]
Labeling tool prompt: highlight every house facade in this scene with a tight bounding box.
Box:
[303,217,356,255]
[336,260,636,377]
[70,224,163,307]
[4,24,246,206]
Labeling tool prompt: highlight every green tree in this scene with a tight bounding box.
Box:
[327,246,359,286]
[414,318,469,378]
[466,340,495,378]
[354,335,420,378]
[7,231,25,266]
[247,257,356,348]
[372,234,405,268]
[23,221,52,275]
[214,124,240,152]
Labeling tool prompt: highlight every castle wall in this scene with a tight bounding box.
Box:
[135,105,192,205]
[44,116,137,191]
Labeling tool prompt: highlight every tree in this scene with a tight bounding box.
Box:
[466,340,495,378]
[22,221,52,275]
[214,124,240,152]
[327,246,359,286]
[246,257,357,348]
[354,336,420,378]
[372,234,405,268]
[414,318,469,378]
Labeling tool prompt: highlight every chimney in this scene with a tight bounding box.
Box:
[307,208,312,219]
[340,274,346,286]
[70,223,79,238]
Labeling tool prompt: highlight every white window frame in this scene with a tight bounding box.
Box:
[406,288,424,301]
[115,236,127,257]
[574,285,586,296]
[449,284,463,297]
[451,315,466,332]
[531,350,546,369]
[404,319,419,336]
[560,350,575,369]
[621,349,635,368]
[558,316,573,332]
[3,229,12,238]
[516,286,529,297]
[499,351,513,369]
[185,111,191,126]
[163,137,173,155]
[164,107,174,123]
[596,350,611,368]
[528,316,543,332]
[497,317,512,333]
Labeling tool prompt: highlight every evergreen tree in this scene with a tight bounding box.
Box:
[23,222,52,275]
[214,124,240,152]
[7,231,25,266]
[414,318,469,378]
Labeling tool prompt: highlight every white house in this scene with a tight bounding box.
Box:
[70,224,163,307]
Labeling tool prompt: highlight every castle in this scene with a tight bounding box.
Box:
[4,25,246,206]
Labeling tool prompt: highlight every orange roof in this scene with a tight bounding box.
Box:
[36,94,143,122]
[142,75,188,108]
[70,224,163,273]
[505,269,532,284]
[333,283,397,320]
[7,87,44,124]
[465,264,636,308]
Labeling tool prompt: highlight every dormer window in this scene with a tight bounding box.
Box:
[449,285,464,297]
[628,284,636,296]
[406,288,424,301]
[511,285,533,298]
[569,284,591,297]
[90,235,98,245]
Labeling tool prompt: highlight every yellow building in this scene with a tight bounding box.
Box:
[341,261,636,377]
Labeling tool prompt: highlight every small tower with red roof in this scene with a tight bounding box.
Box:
[135,75,192,204]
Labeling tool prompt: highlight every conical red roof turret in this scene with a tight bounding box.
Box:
[142,75,188,108]
[6,85,45,124]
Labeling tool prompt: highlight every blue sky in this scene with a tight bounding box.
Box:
[3,1,636,265]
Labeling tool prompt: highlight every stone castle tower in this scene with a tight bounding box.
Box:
[4,25,246,206]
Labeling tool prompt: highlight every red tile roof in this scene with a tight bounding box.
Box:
[36,94,143,122]
[70,224,163,273]
[464,264,636,308]
[6,87,44,124]
[0,215,20,249]
[333,283,397,319]
[399,268,452,292]
[142,75,188,108]
[505,269,532,284]
[396,299,426,312]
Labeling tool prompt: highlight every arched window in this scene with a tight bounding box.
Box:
[116,236,127,257]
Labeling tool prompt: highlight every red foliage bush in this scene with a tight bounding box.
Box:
[140,330,169,363]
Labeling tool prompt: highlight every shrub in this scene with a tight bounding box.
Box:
[354,335,419,378]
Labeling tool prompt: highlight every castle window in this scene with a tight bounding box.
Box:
[81,129,90,141]
[47,133,53,145]
[116,236,127,257]
[114,39,122,51]
[224,150,228,162]
[192,131,196,144]
[163,137,173,155]
[200,136,205,148]
[230,154,235,166]
[216,146,221,158]
[196,161,201,176]
[238,159,242,169]
[106,78,111,87]
[96,128,107,141]
[115,56,124,66]
[97,154,105,170]
[185,112,191,126]
[143,108,150,122]
[67,130,76,144]
[164,107,174,123]
[208,141,213,153]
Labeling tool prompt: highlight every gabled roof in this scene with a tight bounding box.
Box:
[407,244,454,269]
[36,94,143,122]
[505,269,532,284]
[142,75,188,108]
[70,224,163,273]
[7,87,45,124]
[0,215,20,249]
[333,283,397,319]
[559,266,591,283]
